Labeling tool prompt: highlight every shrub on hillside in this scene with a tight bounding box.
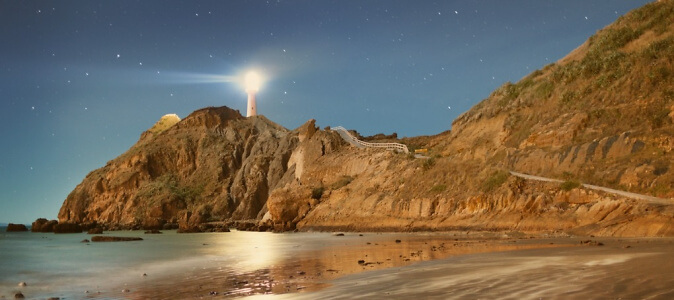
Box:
[482,170,509,192]
[560,180,581,191]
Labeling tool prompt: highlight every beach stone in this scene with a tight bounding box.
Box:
[14,292,25,299]
[18,282,27,287]
[334,233,345,236]
[47,297,60,300]
[122,289,130,293]
[395,239,402,243]
[144,229,162,234]
[6,223,28,232]
[81,239,90,243]
[91,236,143,242]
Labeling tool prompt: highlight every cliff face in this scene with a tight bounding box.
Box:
[58,107,325,229]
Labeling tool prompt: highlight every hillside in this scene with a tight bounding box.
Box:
[441,0,674,197]
[268,0,674,236]
[59,0,674,236]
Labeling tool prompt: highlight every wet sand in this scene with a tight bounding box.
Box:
[251,236,674,300]
[125,232,580,299]
[105,232,674,299]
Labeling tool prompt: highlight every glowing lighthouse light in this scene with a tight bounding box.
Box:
[245,71,261,117]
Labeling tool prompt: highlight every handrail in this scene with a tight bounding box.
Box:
[331,126,409,154]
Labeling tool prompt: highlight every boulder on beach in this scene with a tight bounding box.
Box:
[6,223,28,232]
[53,223,83,234]
[91,236,143,242]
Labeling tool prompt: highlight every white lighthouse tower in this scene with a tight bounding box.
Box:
[245,71,260,117]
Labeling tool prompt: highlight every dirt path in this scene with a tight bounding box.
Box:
[509,171,672,205]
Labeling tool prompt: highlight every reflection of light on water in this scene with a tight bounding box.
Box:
[215,231,282,273]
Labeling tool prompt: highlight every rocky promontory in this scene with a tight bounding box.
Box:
[58,106,345,231]
[58,0,674,237]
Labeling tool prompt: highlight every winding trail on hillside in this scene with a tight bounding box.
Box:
[509,171,672,205]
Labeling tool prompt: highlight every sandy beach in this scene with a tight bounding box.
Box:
[5,231,673,299]
[116,232,674,299]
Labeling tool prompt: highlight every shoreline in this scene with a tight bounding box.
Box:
[5,230,673,299]
[123,231,580,299]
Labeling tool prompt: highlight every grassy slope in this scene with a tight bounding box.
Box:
[429,0,674,198]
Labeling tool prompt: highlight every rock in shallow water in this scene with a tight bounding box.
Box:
[91,236,143,242]
[53,223,83,234]
[6,223,28,232]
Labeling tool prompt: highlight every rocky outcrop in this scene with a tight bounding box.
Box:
[6,223,28,232]
[31,218,58,232]
[53,223,82,234]
[91,236,143,242]
[58,107,342,230]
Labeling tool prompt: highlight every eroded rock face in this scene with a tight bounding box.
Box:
[58,106,305,229]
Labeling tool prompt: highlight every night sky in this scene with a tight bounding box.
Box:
[0,0,652,224]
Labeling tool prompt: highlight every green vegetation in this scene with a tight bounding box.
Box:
[422,157,436,170]
[311,186,325,200]
[587,27,642,54]
[642,37,674,60]
[646,99,672,129]
[560,180,581,191]
[560,91,579,107]
[137,173,203,203]
[331,175,354,190]
[430,184,447,193]
[534,80,555,100]
[481,170,509,192]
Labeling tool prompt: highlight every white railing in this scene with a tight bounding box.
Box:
[331,126,409,154]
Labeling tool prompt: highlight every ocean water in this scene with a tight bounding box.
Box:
[0,229,360,299]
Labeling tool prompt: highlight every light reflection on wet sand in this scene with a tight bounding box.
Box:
[126,232,570,299]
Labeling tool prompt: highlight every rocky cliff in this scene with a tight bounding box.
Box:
[60,0,674,236]
[58,107,342,230]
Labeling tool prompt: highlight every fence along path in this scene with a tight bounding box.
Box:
[331,126,409,154]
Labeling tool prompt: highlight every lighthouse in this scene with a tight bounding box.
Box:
[245,71,260,117]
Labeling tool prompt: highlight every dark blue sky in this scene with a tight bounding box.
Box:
[0,0,652,223]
